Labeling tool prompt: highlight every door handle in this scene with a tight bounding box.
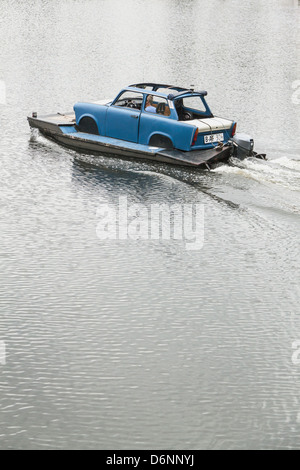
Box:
[131,115,139,119]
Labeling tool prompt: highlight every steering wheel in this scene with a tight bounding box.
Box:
[127,101,138,109]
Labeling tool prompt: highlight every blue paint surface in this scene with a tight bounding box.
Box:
[59,126,164,154]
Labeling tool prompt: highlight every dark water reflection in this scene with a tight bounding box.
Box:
[0,0,300,450]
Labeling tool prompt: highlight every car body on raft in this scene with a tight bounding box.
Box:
[28,83,266,168]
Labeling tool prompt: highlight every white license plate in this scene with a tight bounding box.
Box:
[204,133,224,144]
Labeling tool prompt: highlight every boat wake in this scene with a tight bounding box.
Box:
[213,155,300,193]
[30,131,300,218]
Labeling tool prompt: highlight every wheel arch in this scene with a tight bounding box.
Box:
[148,132,174,149]
[77,114,100,135]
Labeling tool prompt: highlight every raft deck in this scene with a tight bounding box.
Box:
[28,113,232,167]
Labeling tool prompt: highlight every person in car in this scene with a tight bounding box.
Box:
[145,95,156,113]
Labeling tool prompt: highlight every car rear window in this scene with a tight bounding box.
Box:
[181,96,207,113]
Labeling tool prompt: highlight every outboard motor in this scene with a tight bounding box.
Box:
[230,133,266,160]
[230,133,254,159]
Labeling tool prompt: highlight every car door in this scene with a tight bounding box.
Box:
[105,91,144,143]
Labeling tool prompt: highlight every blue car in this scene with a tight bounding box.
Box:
[74,83,237,152]
[28,83,264,168]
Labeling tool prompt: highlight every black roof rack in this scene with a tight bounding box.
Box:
[129,83,187,92]
[129,83,207,99]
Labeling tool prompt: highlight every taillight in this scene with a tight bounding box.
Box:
[231,123,237,137]
[192,128,199,146]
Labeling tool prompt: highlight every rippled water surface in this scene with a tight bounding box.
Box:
[0,0,300,450]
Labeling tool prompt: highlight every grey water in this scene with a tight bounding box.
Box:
[0,0,300,450]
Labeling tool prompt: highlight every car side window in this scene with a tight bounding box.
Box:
[144,95,171,117]
[113,91,144,110]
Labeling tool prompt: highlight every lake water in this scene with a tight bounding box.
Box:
[0,0,300,450]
